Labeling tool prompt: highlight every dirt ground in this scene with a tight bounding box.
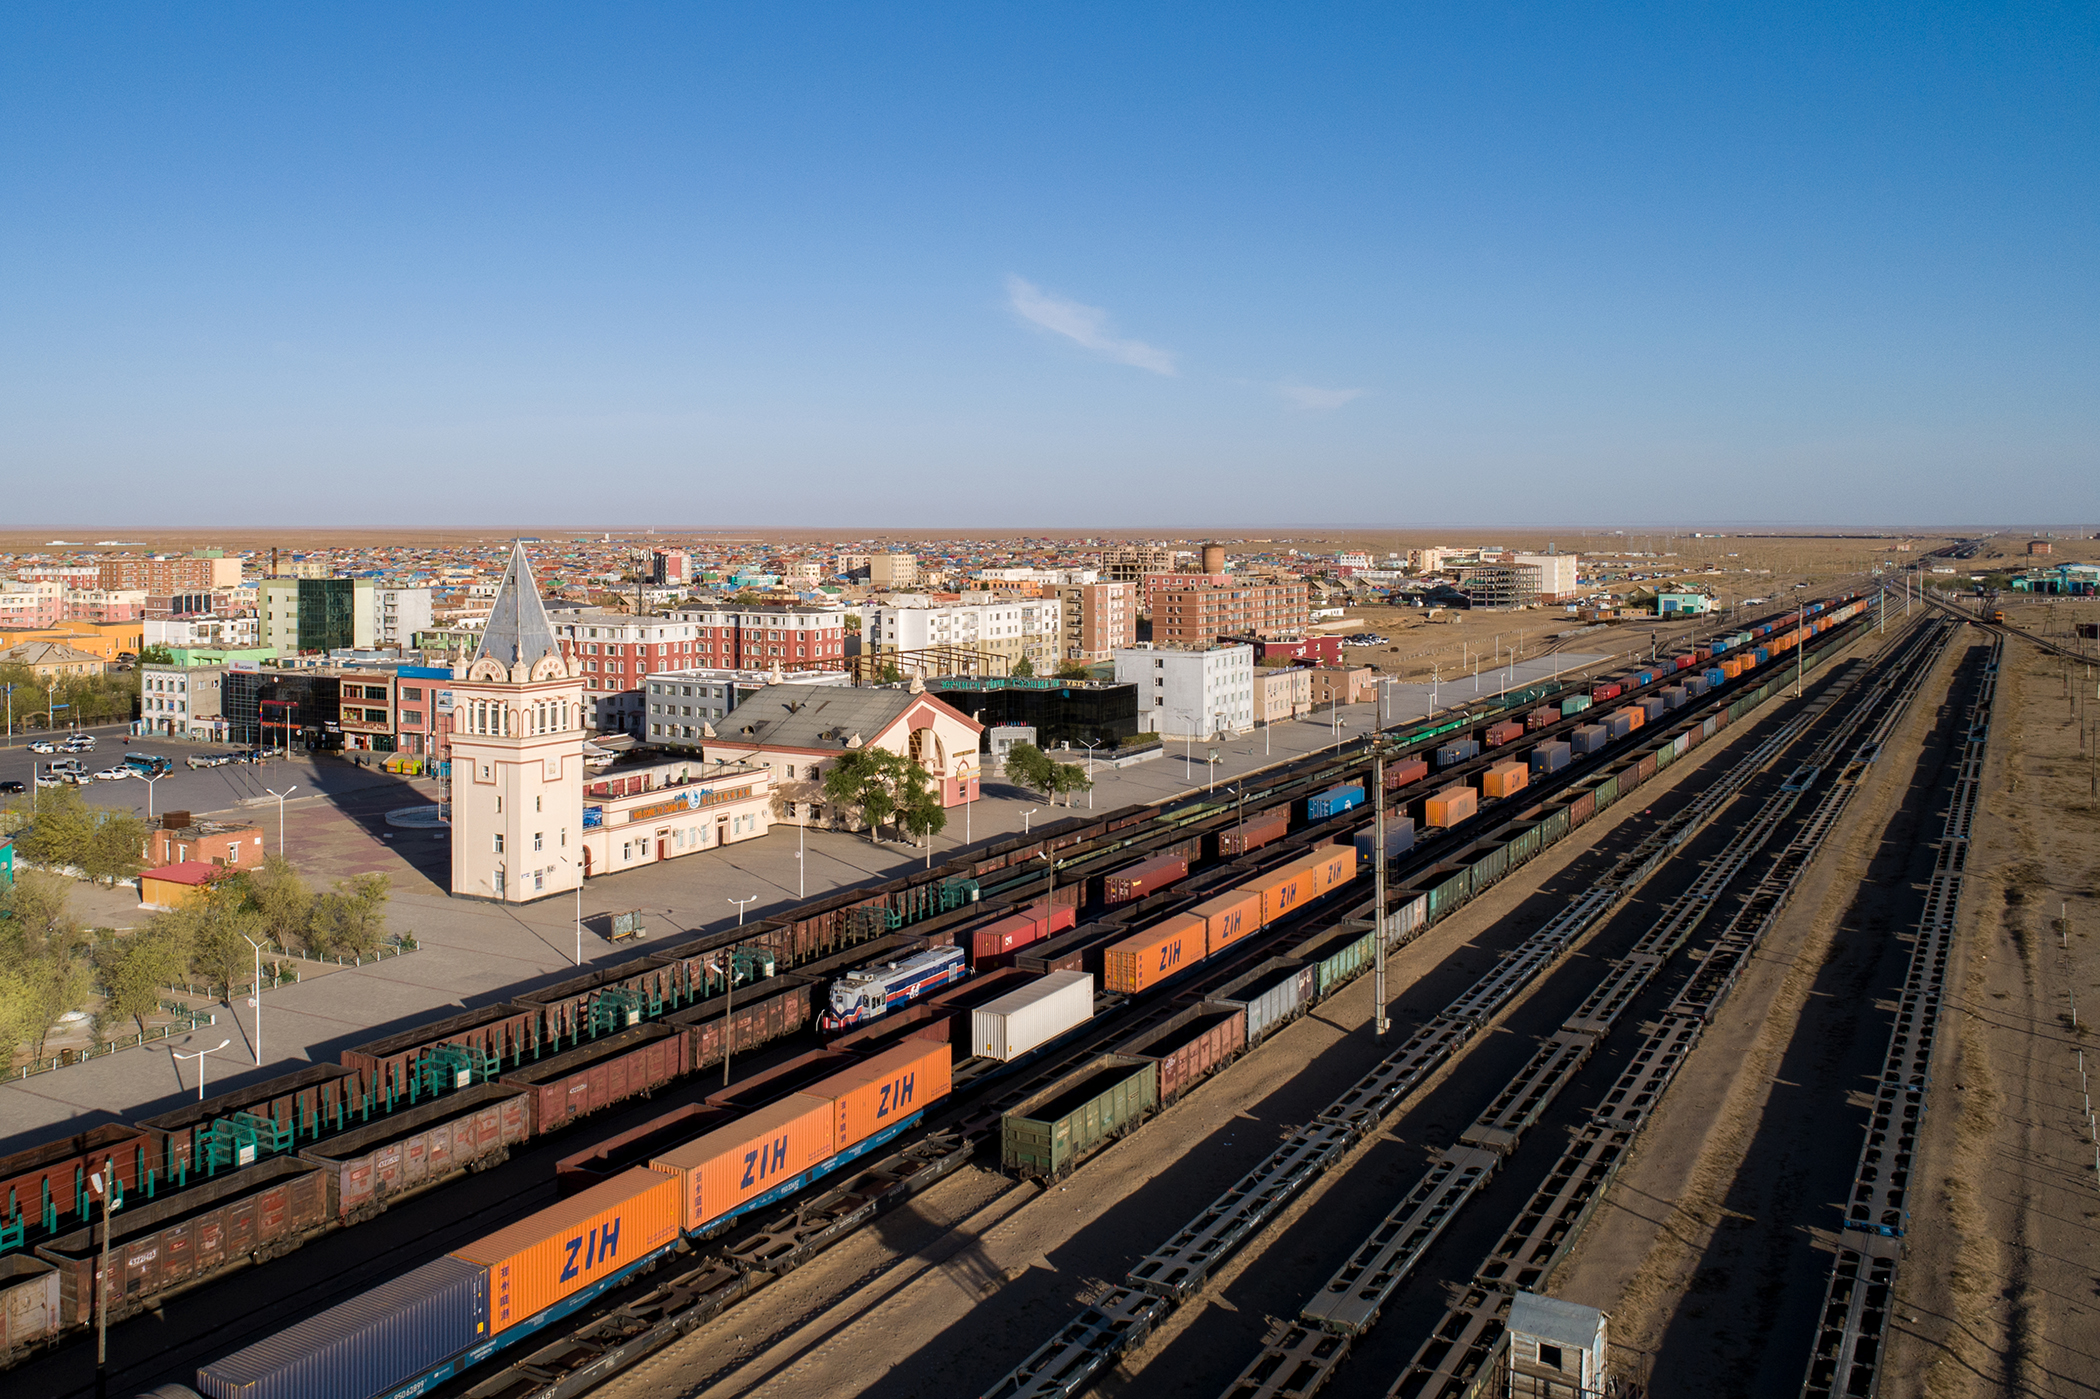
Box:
[1545,619,1981,1393]
[588,651,1816,1399]
[1879,636,2100,1398]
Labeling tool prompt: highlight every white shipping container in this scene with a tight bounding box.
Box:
[972,971,1094,1062]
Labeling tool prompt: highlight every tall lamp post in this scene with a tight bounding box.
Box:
[172,1038,233,1100]
[240,933,267,1065]
[558,854,583,965]
[90,1168,119,1399]
[140,770,165,822]
[265,785,298,858]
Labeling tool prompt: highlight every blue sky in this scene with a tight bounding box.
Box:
[2,4,2093,528]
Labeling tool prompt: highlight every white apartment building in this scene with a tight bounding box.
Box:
[1511,553,1580,602]
[139,663,228,739]
[1114,643,1256,738]
[644,666,855,745]
[863,594,1062,673]
[144,615,261,650]
[370,587,434,648]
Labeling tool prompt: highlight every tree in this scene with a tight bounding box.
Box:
[309,874,392,958]
[894,760,948,847]
[875,660,904,685]
[0,871,91,1060]
[15,784,95,871]
[157,883,263,995]
[1054,661,1094,681]
[823,747,904,841]
[241,855,316,952]
[1002,742,1055,796]
[97,927,188,1036]
[82,809,148,887]
[138,645,176,666]
[1049,761,1093,806]
[1010,656,1035,678]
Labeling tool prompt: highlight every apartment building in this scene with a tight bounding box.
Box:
[1253,665,1312,726]
[140,662,227,739]
[370,587,434,648]
[98,554,244,592]
[644,665,855,744]
[1114,643,1256,737]
[1054,581,1136,662]
[1150,579,1311,647]
[550,612,708,737]
[651,550,691,586]
[868,552,918,588]
[862,594,1061,673]
[668,604,847,672]
[0,580,63,629]
[1510,553,1580,602]
[1102,546,1184,583]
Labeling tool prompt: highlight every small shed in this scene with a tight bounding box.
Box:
[138,861,227,911]
[1506,1291,1609,1399]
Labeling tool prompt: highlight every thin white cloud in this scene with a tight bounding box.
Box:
[1276,382,1365,411]
[1005,276,1178,376]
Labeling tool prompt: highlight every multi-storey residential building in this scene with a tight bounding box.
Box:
[1139,569,1230,617]
[1053,581,1136,662]
[1150,580,1310,648]
[1509,553,1580,602]
[668,604,847,672]
[1114,643,1256,737]
[650,550,691,586]
[370,587,434,648]
[145,614,261,651]
[868,552,918,588]
[258,578,376,654]
[550,612,707,737]
[336,673,397,753]
[63,590,146,622]
[16,565,103,589]
[97,554,244,593]
[0,580,63,629]
[1102,546,1184,583]
[644,666,855,744]
[1252,665,1312,726]
[140,662,227,739]
[862,594,1061,675]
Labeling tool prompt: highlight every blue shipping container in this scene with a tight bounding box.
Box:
[198,1256,488,1399]
[1530,740,1572,775]
[1354,817,1417,861]
[1703,668,1727,688]
[1308,783,1365,819]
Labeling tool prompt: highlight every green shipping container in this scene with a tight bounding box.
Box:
[1001,1055,1159,1180]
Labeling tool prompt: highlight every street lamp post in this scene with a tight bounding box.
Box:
[558,854,583,965]
[90,1169,118,1399]
[265,785,298,858]
[1021,808,1038,834]
[797,819,805,898]
[141,770,164,822]
[1373,748,1388,1039]
[240,934,267,1065]
[172,1038,233,1100]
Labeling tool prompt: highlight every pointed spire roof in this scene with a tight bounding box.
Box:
[473,541,562,670]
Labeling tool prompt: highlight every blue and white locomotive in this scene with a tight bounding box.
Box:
[819,944,971,1031]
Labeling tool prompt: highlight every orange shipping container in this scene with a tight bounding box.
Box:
[1423,784,1477,828]
[1482,762,1529,798]
[1192,887,1264,954]
[1253,861,1320,927]
[1623,706,1645,732]
[650,1092,836,1232]
[1304,845,1357,896]
[817,1039,953,1149]
[452,1166,682,1335]
[1103,914,1207,994]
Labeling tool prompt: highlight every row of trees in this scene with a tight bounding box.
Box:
[1002,743,1094,805]
[0,860,395,1064]
[0,659,141,729]
[819,747,949,845]
[7,786,148,885]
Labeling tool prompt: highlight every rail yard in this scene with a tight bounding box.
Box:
[3,576,2088,1399]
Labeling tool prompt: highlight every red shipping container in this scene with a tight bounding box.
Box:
[1485,721,1524,748]
[1383,756,1430,790]
[968,900,1076,964]
[1103,853,1191,905]
[1526,707,1558,731]
[1217,806,1290,856]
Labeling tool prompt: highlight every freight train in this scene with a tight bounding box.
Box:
[817,943,971,1031]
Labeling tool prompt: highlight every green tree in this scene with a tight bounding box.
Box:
[15,784,95,871]
[894,760,948,847]
[82,809,148,887]
[138,645,176,666]
[97,927,189,1036]
[1054,661,1094,681]
[158,884,263,995]
[875,660,904,685]
[0,871,91,1060]
[309,874,392,958]
[1010,656,1035,678]
[1002,742,1055,796]
[823,747,903,841]
[1049,761,1093,806]
[242,855,315,951]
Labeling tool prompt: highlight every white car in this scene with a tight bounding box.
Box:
[92,767,132,781]
[27,740,57,754]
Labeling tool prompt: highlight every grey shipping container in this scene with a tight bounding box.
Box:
[1569,725,1609,755]
[1604,711,1635,739]
[1639,697,1666,722]
[1353,818,1416,862]
[1000,1055,1159,1179]
[1212,958,1316,1046]
[0,1254,60,1355]
[1683,675,1708,697]
[1436,738,1481,768]
[1529,740,1572,776]
[1659,684,1688,709]
[196,1254,487,1399]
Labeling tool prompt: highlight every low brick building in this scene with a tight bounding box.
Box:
[147,818,265,870]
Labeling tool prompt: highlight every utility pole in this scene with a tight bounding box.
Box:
[91,1168,116,1399]
[1372,749,1388,1039]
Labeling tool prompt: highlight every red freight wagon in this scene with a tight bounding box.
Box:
[1102,853,1190,905]
[1118,1001,1246,1104]
[339,1002,545,1101]
[299,1083,531,1225]
[1383,757,1430,790]
[37,1157,326,1326]
[1485,720,1525,748]
[1591,681,1623,702]
[705,1048,859,1111]
[662,974,815,1076]
[0,1123,155,1240]
[1217,806,1291,856]
[138,1062,364,1179]
[500,1022,688,1136]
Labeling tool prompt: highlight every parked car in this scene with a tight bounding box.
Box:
[64,735,97,750]
[0,780,24,794]
[93,767,133,782]
[33,775,62,789]
[186,752,237,769]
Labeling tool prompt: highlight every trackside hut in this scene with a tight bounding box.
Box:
[700,682,984,828]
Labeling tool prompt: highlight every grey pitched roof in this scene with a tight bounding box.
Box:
[1507,1292,1605,1351]
[473,542,561,670]
[716,684,975,751]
